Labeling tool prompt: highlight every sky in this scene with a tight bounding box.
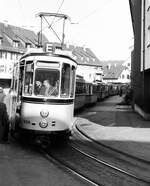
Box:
[0,0,133,61]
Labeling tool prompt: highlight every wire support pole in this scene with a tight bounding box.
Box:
[43,16,62,43]
[62,17,66,47]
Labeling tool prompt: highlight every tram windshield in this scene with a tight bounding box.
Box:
[23,62,76,98]
[34,69,60,97]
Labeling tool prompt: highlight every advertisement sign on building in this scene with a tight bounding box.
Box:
[0,60,13,79]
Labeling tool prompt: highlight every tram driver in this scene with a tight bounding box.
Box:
[39,80,58,97]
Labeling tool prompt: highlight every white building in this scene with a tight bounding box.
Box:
[64,45,103,83]
[0,22,48,89]
[102,60,131,84]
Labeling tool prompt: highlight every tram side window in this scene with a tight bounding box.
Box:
[90,85,93,95]
[61,63,70,98]
[18,67,24,95]
[24,63,33,96]
[70,66,76,98]
[85,84,89,95]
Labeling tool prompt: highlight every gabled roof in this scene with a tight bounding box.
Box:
[0,23,19,42]
[0,22,49,53]
[11,26,40,46]
[102,60,125,66]
[103,65,126,79]
[64,44,102,67]
[0,23,14,50]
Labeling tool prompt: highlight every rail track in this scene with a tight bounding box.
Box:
[37,133,150,186]
[13,123,150,186]
[70,123,150,185]
[39,147,101,186]
[74,122,150,170]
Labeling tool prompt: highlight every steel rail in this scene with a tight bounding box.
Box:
[74,124,150,185]
[38,147,103,186]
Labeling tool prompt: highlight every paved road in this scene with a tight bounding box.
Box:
[76,95,150,128]
[75,95,150,162]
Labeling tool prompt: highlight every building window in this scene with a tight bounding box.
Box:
[13,40,19,48]
[122,74,125,79]
[10,53,13,60]
[25,43,31,49]
[127,74,130,79]
[10,53,18,60]
[0,51,7,59]
[0,38,3,45]
[5,52,7,59]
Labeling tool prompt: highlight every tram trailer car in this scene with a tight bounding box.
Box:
[74,75,98,110]
[107,83,119,96]
[74,75,86,110]
[9,48,77,138]
[93,82,110,101]
[84,82,97,106]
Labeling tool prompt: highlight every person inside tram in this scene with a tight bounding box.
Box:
[39,80,54,96]
[24,73,33,95]
[50,80,59,96]
[35,81,42,95]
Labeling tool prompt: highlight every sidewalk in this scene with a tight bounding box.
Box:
[75,96,150,162]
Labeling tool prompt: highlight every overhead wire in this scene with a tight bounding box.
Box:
[77,0,114,23]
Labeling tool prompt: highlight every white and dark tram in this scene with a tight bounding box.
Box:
[10,46,77,139]
[9,13,77,140]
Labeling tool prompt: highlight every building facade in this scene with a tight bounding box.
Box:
[64,45,103,83]
[0,22,48,89]
[129,0,150,117]
[102,60,131,84]
[0,22,103,90]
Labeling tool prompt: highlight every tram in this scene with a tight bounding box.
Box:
[10,46,77,137]
[9,13,77,139]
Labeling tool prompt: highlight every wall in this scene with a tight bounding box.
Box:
[130,0,150,114]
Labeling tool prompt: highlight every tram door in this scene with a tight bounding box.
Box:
[10,62,23,130]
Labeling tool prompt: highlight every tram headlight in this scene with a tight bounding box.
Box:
[40,110,49,118]
[39,120,48,128]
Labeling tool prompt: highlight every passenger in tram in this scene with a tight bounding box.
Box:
[50,80,59,96]
[35,81,42,95]
[39,80,54,96]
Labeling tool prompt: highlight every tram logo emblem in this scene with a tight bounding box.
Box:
[40,110,49,118]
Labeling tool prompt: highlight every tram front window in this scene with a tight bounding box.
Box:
[34,69,59,97]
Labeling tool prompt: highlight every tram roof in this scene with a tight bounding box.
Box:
[20,51,77,64]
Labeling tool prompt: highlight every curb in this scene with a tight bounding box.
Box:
[134,104,150,121]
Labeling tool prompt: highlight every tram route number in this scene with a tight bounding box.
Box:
[23,119,31,124]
